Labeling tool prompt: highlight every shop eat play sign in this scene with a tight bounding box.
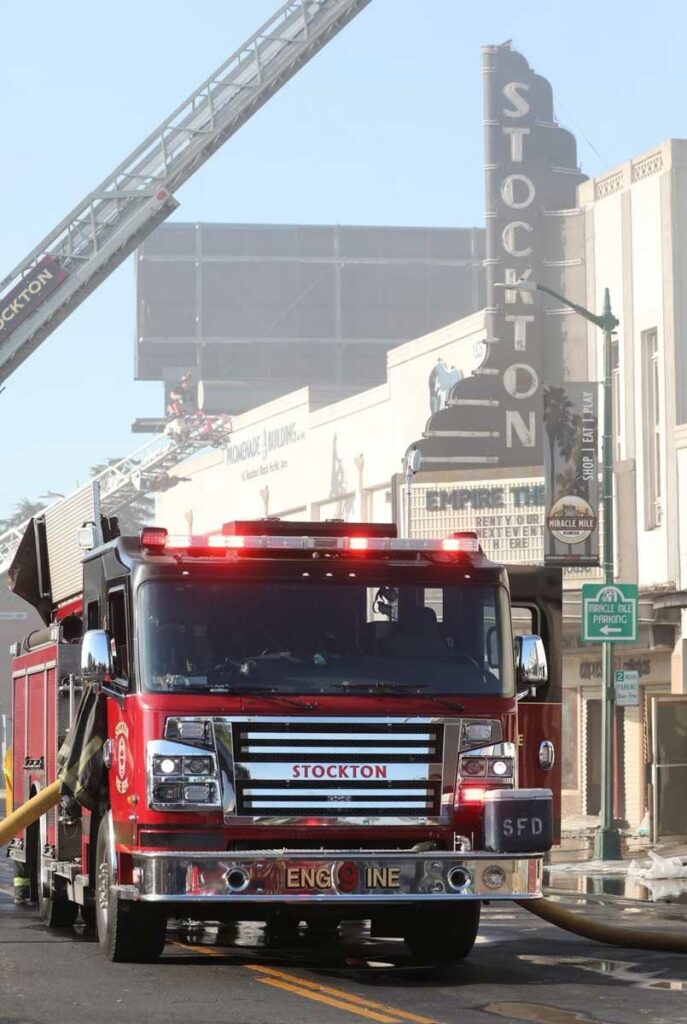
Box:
[582,583,638,643]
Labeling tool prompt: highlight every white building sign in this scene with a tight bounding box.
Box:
[614,669,640,707]
[224,419,306,483]
[410,478,545,564]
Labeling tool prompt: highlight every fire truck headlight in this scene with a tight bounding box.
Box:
[455,743,516,809]
[154,782,183,802]
[183,756,214,776]
[165,718,211,744]
[154,756,182,776]
[464,722,494,742]
[461,756,487,777]
[148,740,220,810]
[183,783,215,803]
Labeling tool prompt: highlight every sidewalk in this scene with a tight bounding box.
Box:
[545,819,687,911]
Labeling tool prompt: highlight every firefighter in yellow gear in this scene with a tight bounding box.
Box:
[3,745,11,812]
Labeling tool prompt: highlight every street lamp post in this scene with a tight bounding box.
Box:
[498,279,621,859]
[403,447,422,538]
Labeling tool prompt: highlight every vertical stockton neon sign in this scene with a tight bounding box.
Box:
[410,45,585,472]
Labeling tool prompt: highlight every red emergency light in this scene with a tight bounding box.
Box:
[459,786,486,805]
[138,524,481,558]
[208,535,245,549]
[442,538,462,552]
[140,527,168,551]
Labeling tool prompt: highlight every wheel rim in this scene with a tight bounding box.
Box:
[36,831,45,911]
[96,860,109,937]
[96,841,111,940]
[32,819,51,914]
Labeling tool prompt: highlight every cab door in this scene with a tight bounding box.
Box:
[507,567,562,841]
[105,584,137,846]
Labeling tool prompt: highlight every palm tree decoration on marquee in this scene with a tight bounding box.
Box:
[543,385,582,557]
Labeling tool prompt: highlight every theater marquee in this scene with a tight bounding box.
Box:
[409,477,546,565]
[408,475,603,585]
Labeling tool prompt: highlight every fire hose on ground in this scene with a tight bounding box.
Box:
[2,783,687,953]
[517,896,687,953]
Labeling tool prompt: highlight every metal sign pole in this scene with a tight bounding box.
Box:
[594,288,622,861]
[498,277,622,858]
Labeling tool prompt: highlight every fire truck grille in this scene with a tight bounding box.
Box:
[235,780,442,817]
[234,721,443,763]
[232,720,444,819]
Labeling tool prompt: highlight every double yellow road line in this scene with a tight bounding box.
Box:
[176,942,440,1023]
[247,964,440,1023]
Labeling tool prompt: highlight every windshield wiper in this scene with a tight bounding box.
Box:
[234,686,318,711]
[337,681,426,695]
[425,695,464,713]
[336,681,463,712]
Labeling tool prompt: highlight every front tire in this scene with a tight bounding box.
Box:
[30,820,78,929]
[95,814,167,962]
[404,901,481,963]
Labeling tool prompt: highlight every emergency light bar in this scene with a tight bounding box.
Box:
[140,526,480,556]
[222,520,397,540]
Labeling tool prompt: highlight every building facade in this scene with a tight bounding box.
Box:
[571,139,687,835]
[146,37,687,836]
[135,223,485,419]
[153,137,687,837]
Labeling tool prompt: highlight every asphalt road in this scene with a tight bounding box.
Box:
[1,859,686,1024]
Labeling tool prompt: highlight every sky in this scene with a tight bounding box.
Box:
[1,0,686,520]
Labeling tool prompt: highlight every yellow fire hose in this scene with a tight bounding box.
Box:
[3,747,12,813]
[1,784,686,953]
[0,779,62,847]
[519,897,687,953]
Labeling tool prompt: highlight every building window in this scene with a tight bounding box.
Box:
[107,588,130,682]
[612,341,621,461]
[642,328,662,529]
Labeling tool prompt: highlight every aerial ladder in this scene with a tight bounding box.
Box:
[0,417,232,577]
[0,0,371,385]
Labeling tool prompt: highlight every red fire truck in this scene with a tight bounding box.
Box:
[7,515,561,963]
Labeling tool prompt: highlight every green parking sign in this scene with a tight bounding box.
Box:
[582,583,638,643]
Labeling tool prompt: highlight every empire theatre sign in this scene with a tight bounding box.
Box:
[409,45,585,473]
[411,478,546,565]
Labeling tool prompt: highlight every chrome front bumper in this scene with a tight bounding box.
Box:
[117,850,543,903]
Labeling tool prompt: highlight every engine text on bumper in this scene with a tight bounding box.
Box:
[121,851,542,902]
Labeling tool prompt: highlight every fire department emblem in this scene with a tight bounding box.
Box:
[114,721,130,794]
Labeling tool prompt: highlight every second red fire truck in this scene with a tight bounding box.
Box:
[7,513,561,962]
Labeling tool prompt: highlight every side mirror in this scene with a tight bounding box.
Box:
[81,629,114,685]
[514,634,548,693]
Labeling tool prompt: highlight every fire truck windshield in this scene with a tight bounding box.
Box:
[138,579,513,697]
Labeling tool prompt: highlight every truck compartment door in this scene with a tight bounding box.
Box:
[517,701,562,842]
[507,566,562,843]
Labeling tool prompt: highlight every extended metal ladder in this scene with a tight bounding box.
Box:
[0,420,230,577]
[0,0,370,384]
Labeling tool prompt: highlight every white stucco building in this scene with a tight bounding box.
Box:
[155,138,687,837]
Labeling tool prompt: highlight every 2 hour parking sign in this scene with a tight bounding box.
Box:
[581,583,639,643]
